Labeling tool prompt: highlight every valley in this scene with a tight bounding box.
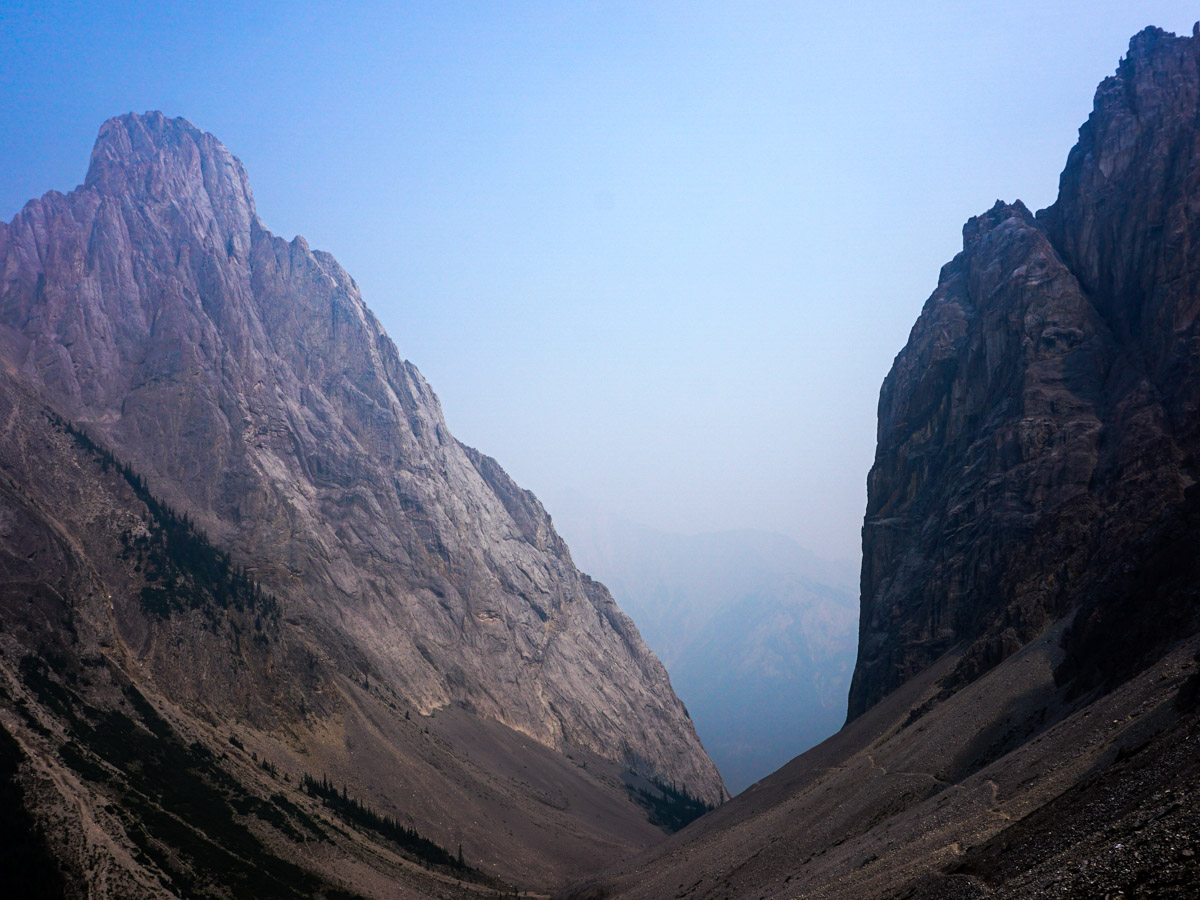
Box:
[3,18,1200,900]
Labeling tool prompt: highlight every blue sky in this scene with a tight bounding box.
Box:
[2,1,1197,561]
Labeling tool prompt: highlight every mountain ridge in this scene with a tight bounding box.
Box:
[560,24,1200,899]
[0,110,723,804]
[0,109,724,895]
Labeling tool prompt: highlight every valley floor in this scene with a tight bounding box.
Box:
[558,622,1200,898]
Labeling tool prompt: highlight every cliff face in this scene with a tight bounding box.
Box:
[566,26,1200,900]
[0,112,723,803]
[850,26,1200,720]
[0,371,679,895]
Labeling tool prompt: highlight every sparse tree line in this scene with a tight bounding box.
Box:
[51,412,279,625]
[629,774,714,833]
[300,772,512,889]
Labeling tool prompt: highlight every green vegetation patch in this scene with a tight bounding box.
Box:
[18,654,359,900]
[626,773,715,834]
[51,414,278,624]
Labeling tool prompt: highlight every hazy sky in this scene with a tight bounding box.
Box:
[3,2,1197,562]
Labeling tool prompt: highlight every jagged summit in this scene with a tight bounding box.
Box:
[960,199,1035,249]
[1125,23,1192,56]
[1,112,726,804]
[0,110,724,893]
[84,112,257,248]
[567,24,1200,899]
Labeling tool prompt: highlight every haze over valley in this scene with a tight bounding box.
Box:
[551,499,859,795]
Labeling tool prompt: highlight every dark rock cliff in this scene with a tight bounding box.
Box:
[566,27,1200,900]
[850,25,1200,720]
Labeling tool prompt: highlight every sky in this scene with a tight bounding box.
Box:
[2,1,1198,563]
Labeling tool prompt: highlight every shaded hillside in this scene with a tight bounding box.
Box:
[562,622,1200,898]
[0,373,684,894]
[561,24,1200,899]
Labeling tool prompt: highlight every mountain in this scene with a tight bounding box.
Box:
[851,22,1200,720]
[551,503,858,795]
[563,25,1200,899]
[0,112,723,896]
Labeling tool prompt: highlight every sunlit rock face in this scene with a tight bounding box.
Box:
[850,26,1200,721]
[0,111,724,805]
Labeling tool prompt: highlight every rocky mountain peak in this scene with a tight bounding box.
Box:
[851,23,1200,722]
[1040,24,1200,341]
[0,112,725,808]
[961,199,1034,250]
[1125,23,1184,58]
[84,111,256,251]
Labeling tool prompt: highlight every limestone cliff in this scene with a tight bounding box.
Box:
[568,26,1200,900]
[0,111,723,803]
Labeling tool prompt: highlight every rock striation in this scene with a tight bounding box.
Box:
[850,26,1200,720]
[0,111,723,805]
[563,25,1200,900]
[0,370,680,895]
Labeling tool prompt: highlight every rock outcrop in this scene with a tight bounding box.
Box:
[0,372,677,895]
[850,25,1200,720]
[0,111,723,805]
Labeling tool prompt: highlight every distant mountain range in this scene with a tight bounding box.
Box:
[551,501,858,794]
